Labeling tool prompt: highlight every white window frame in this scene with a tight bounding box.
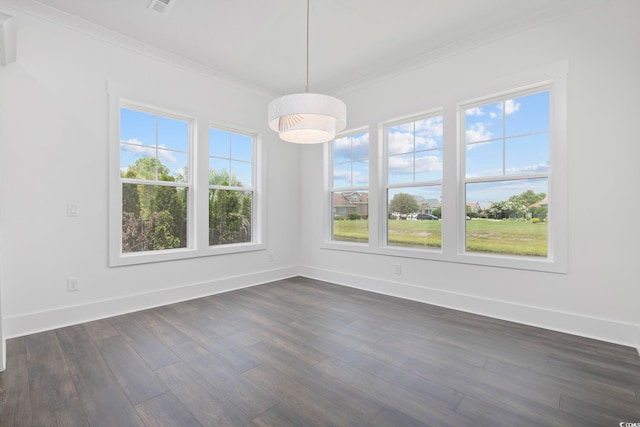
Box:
[321,61,567,273]
[323,127,371,249]
[383,110,444,252]
[455,76,567,273]
[207,123,257,247]
[108,84,265,267]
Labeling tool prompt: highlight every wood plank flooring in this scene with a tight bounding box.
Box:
[1,276,639,426]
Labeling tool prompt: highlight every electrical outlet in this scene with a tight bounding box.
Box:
[67,277,79,292]
[394,263,402,275]
[268,252,275,262]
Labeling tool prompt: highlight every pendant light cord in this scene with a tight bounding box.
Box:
[305,0,310,93]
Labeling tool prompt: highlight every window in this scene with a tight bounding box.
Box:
[109,94,263,266]
[462,87,551,258]
[120,105,191,253]
[330,130,369,243]
[385,113,443,249]
[209,127,255,246]
[322,66,566,270]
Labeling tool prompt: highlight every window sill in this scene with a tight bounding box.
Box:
[320,241,566,274]
[109,242,267,267]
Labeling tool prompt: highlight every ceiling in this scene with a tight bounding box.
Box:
[32,0,603,95]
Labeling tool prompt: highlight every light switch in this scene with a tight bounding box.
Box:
[67,203,80,217]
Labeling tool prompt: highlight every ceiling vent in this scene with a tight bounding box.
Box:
[147,0,174,14]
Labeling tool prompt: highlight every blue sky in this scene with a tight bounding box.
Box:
[464,90,549,204]
[332,90,550,206]
[120,108,253,186]
[209,128,253,186]
[120,107,189,180]
[333,131,369,188]
[387,116,444,185]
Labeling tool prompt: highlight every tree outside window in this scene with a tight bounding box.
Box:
[120,107,190,253]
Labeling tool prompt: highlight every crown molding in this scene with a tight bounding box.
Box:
[331,0,608,97]
[0,0,275,97]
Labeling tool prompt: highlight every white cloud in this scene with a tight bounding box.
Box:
[415,116,443,150]
[388,155,412,175]
[351,133,369,159]
[467,161,550,181]
[416,136,440,150]
[466,107,484,116]
[333,168,350,180]
[504,99,521,115]
[352,170,368,185]
[332,137,352,159]
[388,132,414,155]
[388,154,442,176]
[415,155,443,173]
[505,161,550,175]
[334,165,369,186]
[465,123,492,144]
[333,132,369,160]
[122,138,145,145]
[121,139,177,163]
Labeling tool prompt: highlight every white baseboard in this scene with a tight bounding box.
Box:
[299,265,640,349]
[4,266,298,339]
[5,265,639,353]
[0,338,5,372]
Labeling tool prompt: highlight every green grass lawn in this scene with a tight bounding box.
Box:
[332,219,547,257]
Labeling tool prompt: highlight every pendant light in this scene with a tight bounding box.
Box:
[268,0,346,144]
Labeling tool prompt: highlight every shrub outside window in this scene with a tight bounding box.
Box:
[119,106,190,253]
[208,128,255,246]
[110,95,263,266]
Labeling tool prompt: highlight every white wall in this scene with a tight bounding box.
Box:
[299,0,640,347]
[0,6,301,338]
[0,0,638,351]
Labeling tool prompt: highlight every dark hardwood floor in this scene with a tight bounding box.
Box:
[1,276,639,426]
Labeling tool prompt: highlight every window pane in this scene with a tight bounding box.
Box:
[231,133,253,162]
[333,163,352,188]
[465,102,503,143]
[352,160,369,187]
[332,136,352,163]
[230,160,252,187]
[209,128,230,158]
[120,144,156,179]
[351,132,369,160]
[120,108,156,147]
[505,134,549,176]
[387,114,443,187]
[505,91,550,136]
[388,153,414,184]
[122,183,187,253]
[209,189,252,245]
[416,116,443,150]
[465,179,548,257]
[209,127,254,189]
[387,122,414,155]
[465,140,503,178]
[120,107,191,184]
[387,186,441,249]
[158,116,189,152]
[332,191,368,243]
[156,148,188,182]
[332,132,369,188]
[209,158,232,184]
[415,149,443,182]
